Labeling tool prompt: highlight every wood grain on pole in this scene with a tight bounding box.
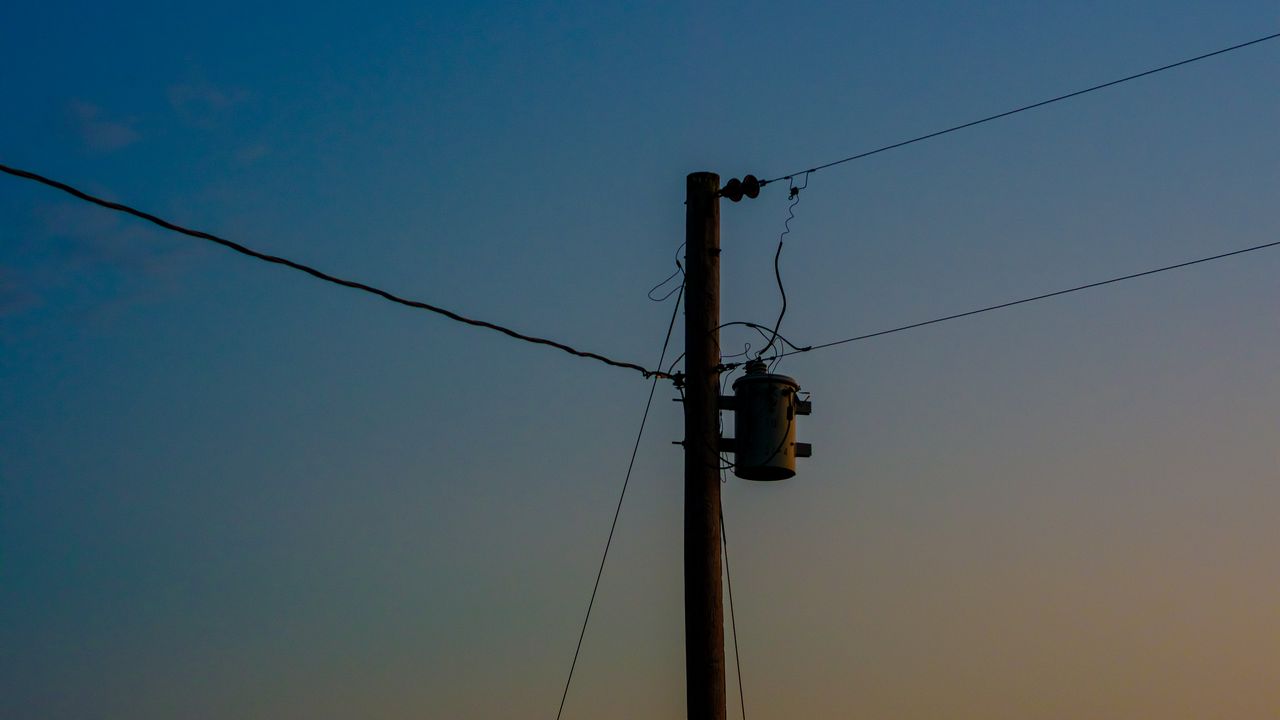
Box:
[683,172,726,720]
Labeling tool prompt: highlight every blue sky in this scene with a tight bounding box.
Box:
[2,3,1278,718]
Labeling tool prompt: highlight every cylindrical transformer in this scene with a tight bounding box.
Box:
[731,363,801,480]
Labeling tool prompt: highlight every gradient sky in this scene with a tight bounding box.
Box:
[2,2,1278,718]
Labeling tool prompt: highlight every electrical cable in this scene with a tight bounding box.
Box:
[647,268,684,302]
[555,284,683,720]
[649,242,688,301]
[719,494,747,720]
[779,236,1280,358]
[0,163,668,380]
[665,323,805,379]
[720,323,806,353]
[760,32,1280,187]
[758,173,809,360]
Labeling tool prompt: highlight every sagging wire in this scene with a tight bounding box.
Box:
[756,171,810,365]
[647,242,686,302]
[0,163,672,381]
[647,269,683,302]
[665,323,808,380]
[720,322,809,355]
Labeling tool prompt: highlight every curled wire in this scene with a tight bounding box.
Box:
[756,172,810,363]
[664,320,806,378]
[647,269,684,302]
[647,241,687,302]
[720,321,809,354]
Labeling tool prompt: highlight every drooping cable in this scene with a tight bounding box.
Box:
[649,242,687,302]
[0,162,668,379]
[720,322,806,353]
[647,268,684,302]
[779,236,1280,358]
[760,32,1280,187]
[555,284,683,719]
[665,322,805,379]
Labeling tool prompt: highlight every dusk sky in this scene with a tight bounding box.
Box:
[2,3,1278,718]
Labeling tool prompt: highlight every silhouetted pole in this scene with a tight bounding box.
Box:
[683,171,726,720]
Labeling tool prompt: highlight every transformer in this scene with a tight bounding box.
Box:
[724,360,812,480]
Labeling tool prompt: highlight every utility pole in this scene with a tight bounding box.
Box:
[683,171,725,720]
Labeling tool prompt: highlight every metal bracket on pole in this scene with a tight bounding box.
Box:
[719,437,812,458]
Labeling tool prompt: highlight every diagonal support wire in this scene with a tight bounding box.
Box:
[556,285,683,719]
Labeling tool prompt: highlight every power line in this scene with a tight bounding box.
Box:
[555,285,683,720]
[0,162,668,380]
[778,236,1280,358]
[761,31,1280,186]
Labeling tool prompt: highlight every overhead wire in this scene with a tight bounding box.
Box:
[778,236,1280,359]
[760,32,1280,186]
[7,34,1278,381]
[0,162,669,380]
[555,283,684,720]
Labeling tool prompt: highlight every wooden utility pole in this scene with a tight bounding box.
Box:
[683,171,725,720]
